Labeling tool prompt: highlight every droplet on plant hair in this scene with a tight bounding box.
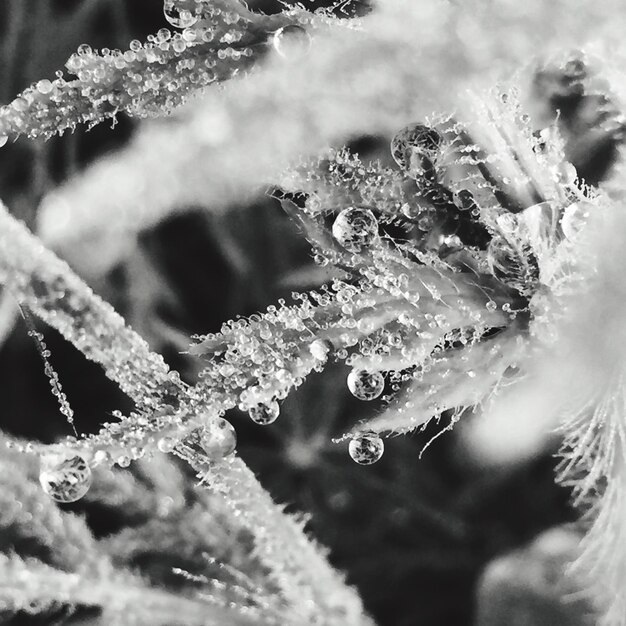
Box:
[249,400,280,425]
[157,436,177,453]
[39,453,92,503]
[163,1,198,29]
[198,418,237,460]
[349,432,384,465]
[390,123,442,171]
[36,80,53,95]
[486,235,539,296]
[309,338,332,361]
[556,161,578,185]
[332,207,379,252]
[347,369,385,401]
[272,25,311,57]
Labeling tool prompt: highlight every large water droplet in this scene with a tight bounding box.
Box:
[39,453,92,503]
[199,418,237,460]
[390,123,441,172]
[486,235,539,296]
[349,432,384,465]
[347,369,384,401]
[332,207,379,252]
[272,25,311,57]
[163,1,198,29]
[249,400,280,425]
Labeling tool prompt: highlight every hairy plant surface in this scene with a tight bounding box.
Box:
[1,1,626,625]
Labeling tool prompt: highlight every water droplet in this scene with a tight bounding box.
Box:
[0,135,8,148]
[93,450,111,466]
[36,79,53,95]
[347,369,384,401]
[116,455,131,468]
[486,235,539,295]
[249,400,280,425]
[556,161,577,186]
[157,27,172,42]
[198,418,237,460]
[454,189,477,212]
[390,123,441,171]
[309,338,332,361]
[157,436,177,453]
[272,24,311,57]
[349,432,384,465]
[332,207,379,252]
[39,453,92,503]
[77,43,92,56]
[417,213,434,231]
[163,1,198,29]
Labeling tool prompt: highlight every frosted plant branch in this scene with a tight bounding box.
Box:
[0,554,263,626]
[0,0,326,142]
[179,452,371,625]
[35,0,626,271]
[0,200,371,625]
[0,201,191,412]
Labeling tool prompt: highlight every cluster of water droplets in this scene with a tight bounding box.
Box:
[35,413,239,503]
[277,83,610,463]
[0,1,318,141]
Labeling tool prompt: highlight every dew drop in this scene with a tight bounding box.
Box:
[349,432,384,465]
[249,399,280,425]
[556,161,577,186]
[0,135,8,148]
[93,450,111,466]
[157,436,177,453]
[390,123,441,171]
[116,455,131,468]
[39,453,92,503]
[486,235,539,295]
[332,207,379,252]
[272,24,311,57]
[347,369,385,401]
[163,1,198,29]
[198,418,237,460]
[157,27,172,42]
[36,79,53,95]
[417,214,435,232]
[309,338,332,361]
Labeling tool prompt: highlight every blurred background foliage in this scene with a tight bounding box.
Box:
[0,1,600,625]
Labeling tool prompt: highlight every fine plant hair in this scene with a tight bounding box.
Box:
[2,0,626,625]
